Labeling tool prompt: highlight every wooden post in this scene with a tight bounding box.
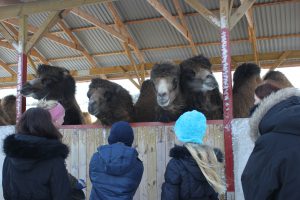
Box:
[16,15,28,121]
[220,0,235,199]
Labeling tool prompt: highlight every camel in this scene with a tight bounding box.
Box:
[233,63,262,118]
[263,70,293,88]
[133,80,157,122]
[180,55,223,120]
[87,78,134,126]
[21,64,85,125]
[1,95,16,125]
[150,62,186,122]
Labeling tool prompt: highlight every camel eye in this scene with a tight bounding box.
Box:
[172,78,178,90]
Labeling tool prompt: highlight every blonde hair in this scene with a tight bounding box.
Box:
[185,143,226,194]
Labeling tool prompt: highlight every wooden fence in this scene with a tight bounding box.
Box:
[61,121,225,200]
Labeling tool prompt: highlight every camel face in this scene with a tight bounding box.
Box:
[152,77,179,108]
[181,67,218,93]
[21,65,74,100]
[87,87,110,117]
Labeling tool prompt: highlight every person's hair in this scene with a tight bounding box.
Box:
[255,81,281,100]
[16,107,62,140]
[185,143,225,194]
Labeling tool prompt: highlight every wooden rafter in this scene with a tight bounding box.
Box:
[0,0,115,21]
[185,0,220,28]
[58,19,107,79]
[173,0,197,55]
[71,8,133,46]
[147,0,191,42]
[241,0,259,64]
[230,0,256,30]
[119,66,141,89]
[0,22,18,49]
[269,51,292,71]
[0,59,16,76]
[25,10,63,53]
[27,55,37,72]
[106,2,144,84]
[1,20,49,65]
[4,18,85,52]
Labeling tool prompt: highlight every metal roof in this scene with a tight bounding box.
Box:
[0,0,298,86]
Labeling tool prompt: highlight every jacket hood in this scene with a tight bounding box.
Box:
[170,145,223,181]
[3,134,69,171]
[250,87,300,142]
[97,143,139,176]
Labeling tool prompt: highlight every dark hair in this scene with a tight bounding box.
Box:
[16,107,62,140]
[255,82,281,100]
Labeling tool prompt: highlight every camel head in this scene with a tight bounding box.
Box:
[180,55,219,93]
[150,62,181,108]
[21,64,75,100]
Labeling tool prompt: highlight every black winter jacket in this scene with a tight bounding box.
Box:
[242,88,300,200]
[2,134,71,200]
[161,145,223,200]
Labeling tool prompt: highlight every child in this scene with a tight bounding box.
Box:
[37,100,86,200]
[161,110,225,200]
[89,121,143,200]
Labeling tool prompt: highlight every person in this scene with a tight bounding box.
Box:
[2,107,71,199]
[242,87,300,199]
[161,110,225,200]
[89,121,144,200]
[37,100,86,200]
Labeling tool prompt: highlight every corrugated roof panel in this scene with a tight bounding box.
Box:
[115,0,161,21]
[64,13,93,29]
[161,0,177,16]
[258,37,300,53]
[144,48,192,63]
[186,15,220,43]
[230,17,248,40]
[197,45,221,58]
[128,21,188,49]
[0,47,17,63]
[254,2,300,37]
[0,68,11,77]
[95,54,131,67]
[28,12,50,27]
[51,58,92,71]
[55,32,73,42]
[181,0,220,12]
[231,42,252,56]
[10,65,36,75]
[35,38,82,59]
[74,29,123,54]
[80,2,114,24]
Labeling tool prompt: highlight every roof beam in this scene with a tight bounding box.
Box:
[269,51,292,71]
[185,0,220,28]
[25,10,63,53]
[0,22,18,49]
[58,19,107,79]
[0,59,16,76]
[173,0,198,55]
[106,2,144,83]
[147,0,191,42]
[71,8,134,46]
[118,66,141,89]
[0,0,115,21]
[230,0,256,30]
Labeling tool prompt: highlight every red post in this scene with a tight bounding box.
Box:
[16,53,27,121]
[220,1,235,198]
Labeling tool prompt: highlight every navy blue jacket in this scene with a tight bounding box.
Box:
[2,134,71,200]
[161,145,223,200]
[89,143,143,200]
[242,88,300,200]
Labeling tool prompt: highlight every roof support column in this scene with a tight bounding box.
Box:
[16,15,28,121]
[220,0,235,198]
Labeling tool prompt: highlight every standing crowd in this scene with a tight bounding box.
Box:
[2,81,300,200]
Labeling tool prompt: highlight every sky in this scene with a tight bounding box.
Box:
[0,66,299,115]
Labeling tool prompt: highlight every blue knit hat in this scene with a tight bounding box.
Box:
[174,110,207,144]
[108,121,134,147]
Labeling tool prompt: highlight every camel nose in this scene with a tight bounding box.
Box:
[158,92,167,98]
[88,100,96,112]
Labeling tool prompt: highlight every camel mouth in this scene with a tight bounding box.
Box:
[158,98,170,107]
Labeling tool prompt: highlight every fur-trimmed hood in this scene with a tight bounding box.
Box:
[3,134,69,171]
[170,145,224,163]
[250,87,300,142]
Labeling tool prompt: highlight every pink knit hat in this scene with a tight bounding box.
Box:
[48,102,65,122]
